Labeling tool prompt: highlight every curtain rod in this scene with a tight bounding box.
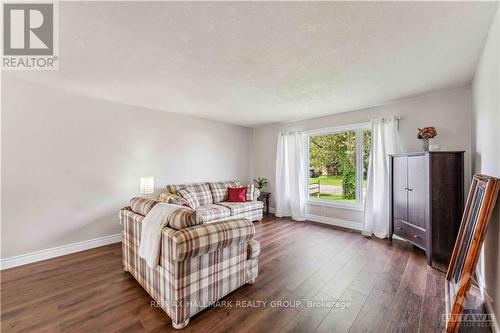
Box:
[280,130,302,136]
[282,116,401,135]
[379,116,401,121]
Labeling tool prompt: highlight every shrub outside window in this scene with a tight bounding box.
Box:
[305,123,371,209]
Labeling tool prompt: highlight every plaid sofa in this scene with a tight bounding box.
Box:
[164,181,263,223]
[120,201,260,329]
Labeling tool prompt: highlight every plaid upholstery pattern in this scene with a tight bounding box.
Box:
[168,206,203,230]
[178,188,200,210]
[209,181,238,203]
[166,182,213,206]
[189,183,213,206]
[210,208,263,223]
[166,182,206,194]
[246,184,256,201]
[163,182,263,224]
[217,200,264,215]
[120,207,259,328]
[170,219,255,261]
[195,204,231,222]
[130,197,160,216]
[228,184,259,201]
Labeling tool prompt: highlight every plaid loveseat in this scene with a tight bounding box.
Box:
[120,198,260,329]
[162,181,264,223]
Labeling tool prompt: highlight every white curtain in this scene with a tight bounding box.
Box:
[363,116,401,238]
[275,131,307,221]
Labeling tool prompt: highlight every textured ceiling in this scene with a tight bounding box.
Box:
[3,1,498,127]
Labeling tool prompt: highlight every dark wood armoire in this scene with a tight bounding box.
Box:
[389,151,464,269]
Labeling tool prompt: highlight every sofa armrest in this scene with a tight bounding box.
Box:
[253,188,261,201]
[129,197,160,216]
[164,218,255,261]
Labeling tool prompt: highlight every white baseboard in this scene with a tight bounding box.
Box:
[0,233,121,270]
[484,292,500,333]
[305,213,362,231]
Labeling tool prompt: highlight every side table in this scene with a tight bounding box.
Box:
[257,192,271,215]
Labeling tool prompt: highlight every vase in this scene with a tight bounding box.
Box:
[421,138,429,152]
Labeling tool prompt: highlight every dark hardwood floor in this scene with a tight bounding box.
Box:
[1,215,456,332]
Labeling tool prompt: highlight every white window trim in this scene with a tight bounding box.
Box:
[304,122,371,211]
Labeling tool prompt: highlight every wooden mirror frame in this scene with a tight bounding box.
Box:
[445,174,500,333]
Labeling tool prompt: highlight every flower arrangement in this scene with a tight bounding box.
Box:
[417,127,437,140]
[417,127,437,151]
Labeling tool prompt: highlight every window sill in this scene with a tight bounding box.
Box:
[306,199,364,211]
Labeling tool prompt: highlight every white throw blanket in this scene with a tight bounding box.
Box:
[138,202,181,268]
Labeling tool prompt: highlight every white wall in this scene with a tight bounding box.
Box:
[1,80,253,259]
[472,8,500,324]
[253,87,473,224]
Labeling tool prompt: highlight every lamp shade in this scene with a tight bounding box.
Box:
[140,176,154,194]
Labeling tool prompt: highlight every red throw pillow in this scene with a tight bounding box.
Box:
[228,187,247,202]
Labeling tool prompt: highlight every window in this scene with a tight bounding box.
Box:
[305,123,371,208]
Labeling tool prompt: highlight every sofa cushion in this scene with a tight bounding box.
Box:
[209,181,239,203]
[217,201,264,215]
[166,182,213,206]
[158,192,188,206]
[178,188,200,210]
[229,184,259,201]
[166,182,204,194]
[130,197,160,216]
[245,184,256,201]
[190,183,214,206]
[228,187,247,202]
[195,204,231,222]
